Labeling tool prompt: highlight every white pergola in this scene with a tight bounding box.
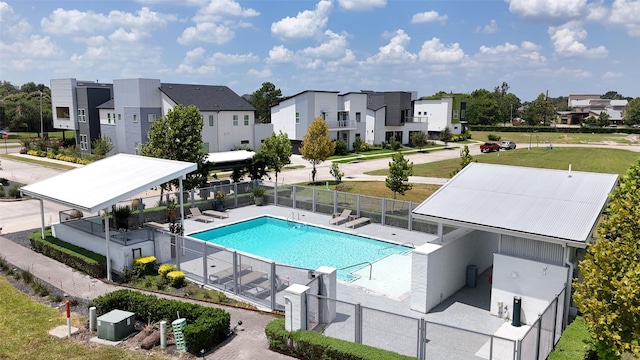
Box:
[21,153,197,281]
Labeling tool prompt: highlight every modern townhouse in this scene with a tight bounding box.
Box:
[559,94,628,125]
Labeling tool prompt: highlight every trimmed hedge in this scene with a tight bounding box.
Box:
[469,125,640,134]
[29,230,106,278]
[265,318,415,360]
[93,289,230,354]
[133,255,156,276]
[166,270,186,288]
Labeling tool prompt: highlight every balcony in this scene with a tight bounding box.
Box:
[326,120,358,130]
[404,116,428,123]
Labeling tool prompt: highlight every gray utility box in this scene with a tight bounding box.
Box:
[97,309,136,341]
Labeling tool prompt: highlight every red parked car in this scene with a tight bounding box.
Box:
[480,142,500,153]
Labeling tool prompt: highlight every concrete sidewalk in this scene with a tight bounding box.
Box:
[0,234,292,359]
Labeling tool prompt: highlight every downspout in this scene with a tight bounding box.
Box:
[563,243,574,329]
[105,207,111,281]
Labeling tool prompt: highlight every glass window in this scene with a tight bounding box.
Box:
[56,107,70,119]
[244,115,249,126]
[295,112,300,124]
[356,112,361,122]
[453,110,459,119]
[233,115,238,126]
[78,109,86,122]
[118,114,121,121]
[107,113,111,123]
[461,109,466,119]
[241,140,249,144]
[148,114,156,122]
[202,142,209,153]
[133,114,138,123]
[209,115,214,127]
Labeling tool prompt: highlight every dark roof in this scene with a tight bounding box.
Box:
[97,99,114,109]
[159,83,255,112]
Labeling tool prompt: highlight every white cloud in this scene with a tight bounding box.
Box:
[601,71,623,79]
[338,0,386,11]
[411,11,448,24]
[476,19,498,33]
[109,28,149,42]
[418,37,465,63]
[520,40,542,51]
[209,52,259,65]
[247,68,272,78]
[301,30,349,59]
[479,42,518,55]
[364,29,417,64]
[41,7,174,35]
[177,22,235,45]
[271,0,332,40]
[609,0,640,36]
[267,45,296,63]
[505,0,587,19]
[1,34,63,58]
[176,47,215,74]
[548,21,608,58]
[192,0,259,23]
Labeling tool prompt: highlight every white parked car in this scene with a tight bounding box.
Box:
[500,141,516,150]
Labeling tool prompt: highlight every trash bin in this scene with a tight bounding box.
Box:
[512,296,522,327]
[466,265,478,288]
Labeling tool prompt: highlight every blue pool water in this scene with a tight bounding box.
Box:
[190,216,410,280]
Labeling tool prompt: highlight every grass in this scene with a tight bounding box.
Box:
[0,154,77,170]
[299,181,440,203]
[473,130,639,145]
[548,317,593,360]
[0,276,168,360]
[366,147,640,178]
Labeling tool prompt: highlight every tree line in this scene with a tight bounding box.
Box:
[0,81,52,133]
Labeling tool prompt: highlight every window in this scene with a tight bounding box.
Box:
[453,110,459,120]
[56,107,70,119]
[202,143,210,153]
[356,112,361,122]
[244,115,249,126]
[321,112,327,120]
[241,140,250,145]
[295,112,300,124]
[118,114,122,121]
[78,109,86,123]
[233,115,238,126]
[133,114,138,123]
[461,109,466,119]
[79,134,88,150]
[209,115,214,127]
[148,114,156,122]
[107,113,111,123]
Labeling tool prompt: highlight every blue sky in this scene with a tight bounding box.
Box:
[1,0,638,102]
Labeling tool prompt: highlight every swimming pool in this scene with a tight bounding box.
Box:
[190,216,411,280]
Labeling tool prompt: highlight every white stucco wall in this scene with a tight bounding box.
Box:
[414,98,452,132]
[491,254,568,325]
[411,229,498,313]
[51,78,78,131]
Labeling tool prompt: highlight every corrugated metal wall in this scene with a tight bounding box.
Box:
[500,235,564,265]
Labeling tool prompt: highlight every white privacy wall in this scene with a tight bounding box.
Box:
[491,253,568,325]
[411,229,498,313]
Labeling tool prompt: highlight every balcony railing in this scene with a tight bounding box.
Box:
[404,116,428,123]
[326,120,358,129]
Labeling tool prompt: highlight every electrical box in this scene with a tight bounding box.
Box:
[97,309,135,341]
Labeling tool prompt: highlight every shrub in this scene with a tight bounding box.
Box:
[29,230,106,278]
[8,185,21,198]
[265,318,413,360]
[333,139,348,156]
[158,263,178,277]
[167,271,186,288]
[133,256,156,276]
[353,137,369,153]
[51,294,64,303]
[31,280,50,297]
[0,186,4,198]
[93,290,230,354]
[0,177,8,186]
[389,136,401,151]
[21,270,34,284]
[487,133,502,141]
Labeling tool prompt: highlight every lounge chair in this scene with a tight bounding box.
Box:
[189,207,214,223]
[330,209,352,225]
[203,209,229,219]
[345,216,370,229]
[208,264,251,284]
[224,270,268,291]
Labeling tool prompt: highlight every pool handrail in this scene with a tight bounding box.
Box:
[340,261,372,280]
[378,241,415,254]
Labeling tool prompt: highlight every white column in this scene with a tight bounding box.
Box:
[315,266,336,323]
[284,284,310,331]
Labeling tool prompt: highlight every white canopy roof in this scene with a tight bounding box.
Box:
[21,153,197,213]
[413,163,618,243]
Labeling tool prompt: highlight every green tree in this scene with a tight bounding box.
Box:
[91,136,113,158]
[410,131,428,151]
[249,82,282,123]
[0,92,52,132]
[385,152,413,199]
[522,93,554,126]
[622,97,640,126]
[140,104,210,191]
[450,145,476,177]
[261,130,292,184]
[574,159,640,359]
[439,127,452,148]
[300,118,335,184]
[596,112,611,127]
[0,81,19,98]
[467,88,499,125]
[329,162,344,184]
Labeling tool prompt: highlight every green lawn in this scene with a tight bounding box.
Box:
[367,147,640,178]
[0,276,168,360]
[473,130,639,145]
[297,181,439,204]
[0,154,77,170]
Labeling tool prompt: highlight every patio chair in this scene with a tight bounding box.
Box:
[330,209,352,225]
[203,209,229,219]
[223,270,268,291]
[208,264,251,284]
[189,207,214,223]
[345,216,370,229]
